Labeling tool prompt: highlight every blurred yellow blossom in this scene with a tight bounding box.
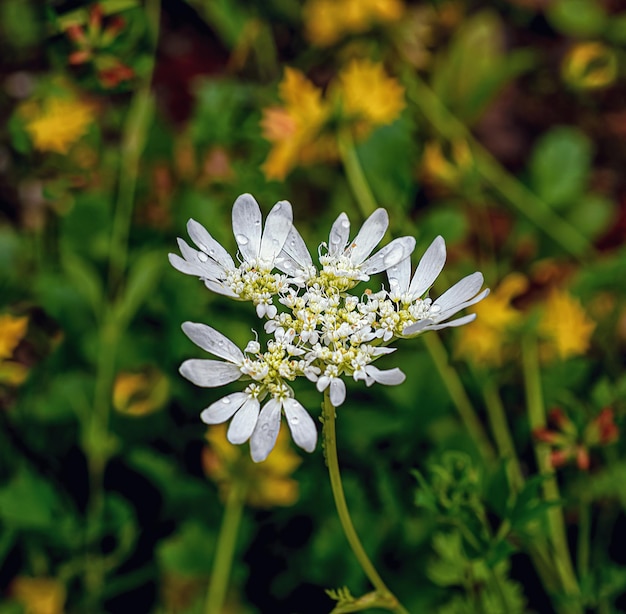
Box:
[203,424,301,508]
[336,58,405,134]
[0,314,28,386]
[113,368,169,416]
[24,96,94,154]
[303,0,404,46]
[456,273,528,366]
[540,289,595,360]
[260,67,334,180]
[421,139,474,192]
[11,576,66,614]
[562,42,617,90]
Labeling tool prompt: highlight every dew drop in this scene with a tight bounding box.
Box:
[209,249,216,256]
[197,252,209,262]
[236,234,249,246]
[197,243,208,252]
[289,416,300,425]
[274,202,282,211]
[222,397,231,404]
[261,423,270,432]
[290,239,296,247]
[254,219,261,226]
[341,219,350,229]
[217,340,225,346]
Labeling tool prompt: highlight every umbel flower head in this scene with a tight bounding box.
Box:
[171,194,488,461]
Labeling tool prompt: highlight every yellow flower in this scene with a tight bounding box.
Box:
[421,140,474,191]
[11,577,66,614]
[335,58,405,133]
[303,0,404,47]
[113,369,169,416]
[562,42,617,90]
[24,96,94,154]
[0,314,28,360]
[540,289,595,360]
[456,274,528,367]
[203,424,301,508]
[260,68,333,180]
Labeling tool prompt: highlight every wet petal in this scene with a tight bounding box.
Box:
[179,359,242,387]
[200,392,248,424]
[328,213,351,256]
[350,208,388,265]
[187,219,235,269]
[181,322,244,363]
[204,279,239,298]
[365,366,406,386]
[329,378,346,407]
[278,225,313,271]
[409,236,446,298]
[259,200,293,263]
[435,289,490,321]
[433,272,484,312]
[168,253,205,277]
[361,236,415,275]
[175,238,224,279]
[250,399,282,462]
[386,256,411,293]
[227,397,261,444]
[232,193,262,261]
[283,398,317,453]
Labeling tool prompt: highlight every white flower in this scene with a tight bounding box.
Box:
[168,194,294,316]
[180,321,318,461]
[402,272,489,335]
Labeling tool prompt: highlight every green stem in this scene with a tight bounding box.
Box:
[404,74,592,261]
[205,480,247,614]
[482,377,523,492]
[521,335,581,606]
[576,501,590,580]
[337,129,378,219]
[423,334,495,462]
[322,390,409,614]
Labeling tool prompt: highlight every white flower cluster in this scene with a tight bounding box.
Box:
[170,194,488,461]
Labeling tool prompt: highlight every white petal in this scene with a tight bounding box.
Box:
[181,322,244,363]
[328,213,351,256]
[200,392,248,424]
[259,200,293,263]
[409,236,446,298]
[386,257,411,293]
[204,279,239,298]
[168,253,205,277]
[316,375,330,392]
[176,239,224,278]
[283,398,317,453]
[418,313,478,333]
[365,366,406,386]
[361,236,415,275]
[179,359,242,387]
[187,219,235,269]
[250,399,282,462]
[232,193,262,261]
[435,289,490,321]
[279,225,313,269]
[433,272,484,312]
[329,378,346,407]
[349,208,389,265]
[227,397,261,444]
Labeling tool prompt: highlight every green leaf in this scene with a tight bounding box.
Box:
[356,117,417,212]
[157,521,215,575]
[566,193,615,239]
[114,251,163,327]
[529,126,592,209]
[547,0,607,37]
[61,251,104,320]
[0,466,63,529]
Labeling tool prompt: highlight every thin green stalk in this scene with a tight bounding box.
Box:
[205,480,247,614]
[521,336,581,606]
[322,390,409,614]
[84,1,160,605]
[404,74,592,261]
[423,334,495,462]
[337,129,378,219]
[482,378,523,491]
[576,501,590,580]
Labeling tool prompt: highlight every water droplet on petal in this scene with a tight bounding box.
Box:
[236,234,249,246]
[289,416,300,425]
[217,340,224,346]
[197,252,208,262]
[261,423,269,432]
[222,397,231,404]
[209,249,216,256]
[274,202,282,211]
[197,243,208,252]
[254,219,261,226]
[341,219,350,229]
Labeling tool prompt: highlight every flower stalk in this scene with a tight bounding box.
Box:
[322,389,409,614]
